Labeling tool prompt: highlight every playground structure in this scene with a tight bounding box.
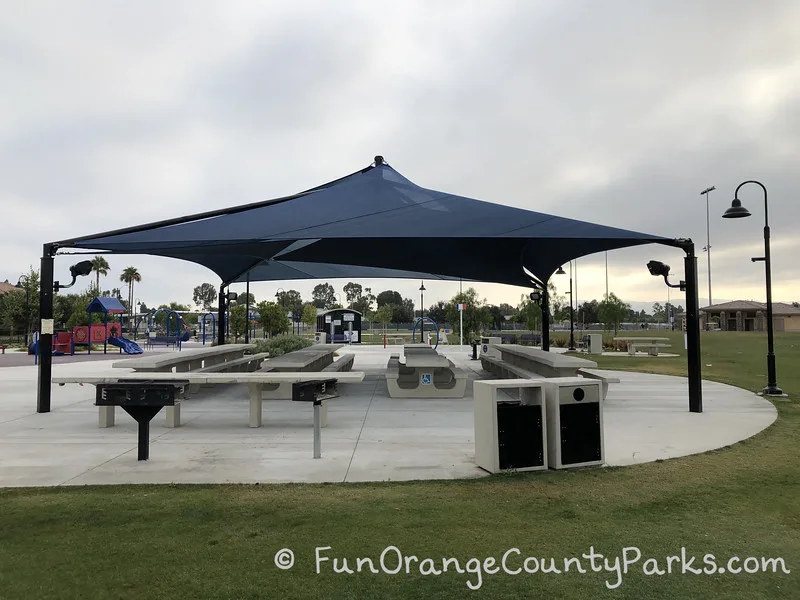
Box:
[411,317,440,349]
[142,308,191,350]
[28,297,143,361]
[200,312,217,345]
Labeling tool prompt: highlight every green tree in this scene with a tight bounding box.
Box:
[373,304,393,336]
[427,300,447,326]
[228,304,247,342]
[301,303,318,333]
[444,287,492,342]
[351,286,376,315]
[256,301,290,337]
[119,267,141,332]
[276,289,303,317]
[311,283,336,309]
[90,256,110,294]
[193,283,218,310]
[343,282,362,308]
[599,293,630,333]
[0,289,25,336]
[516,294,542,332]
[376,290,402,308]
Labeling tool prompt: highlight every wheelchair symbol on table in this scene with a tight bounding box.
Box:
[421,373,432,385]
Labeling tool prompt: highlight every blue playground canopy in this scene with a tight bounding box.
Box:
[86,297,125,314]
[54,158,679,288]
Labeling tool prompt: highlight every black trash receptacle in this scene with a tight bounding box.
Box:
[471,341,479,360]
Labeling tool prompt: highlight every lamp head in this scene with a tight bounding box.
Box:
[70,260,94,278]
[722,198,751,219]
[419,282,426,291]
[555,266,566,275]
[647,260,670,277]
[226,291,238,301]
[529,290,542,302]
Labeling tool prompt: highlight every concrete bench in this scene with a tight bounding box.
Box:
[479,356,617,401]
[53,371,365,429]
[321,353,355,372]
[113,344,258,373]
[480,355,540,380]
[386,354,467,398]
[628,343,672,356]
[197,352,269,373]
[496,344,598,378]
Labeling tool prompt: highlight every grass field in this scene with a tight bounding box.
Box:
[0,331,798,599]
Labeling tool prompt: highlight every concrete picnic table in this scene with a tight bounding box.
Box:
[613,337,672,356]
[495,344,598,378]
[262,345,343,372]
[112,344,258,373]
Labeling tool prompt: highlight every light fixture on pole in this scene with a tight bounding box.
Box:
[419,281,426,343]
[555,265,575,350]
[722,181,782,396]
[701,186,715,324]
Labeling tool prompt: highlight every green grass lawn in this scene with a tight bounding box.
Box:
[1,332,798,599]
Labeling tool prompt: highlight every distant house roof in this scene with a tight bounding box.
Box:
[86,297,126,313]
[0,281,19,295]
[701,300,800,315]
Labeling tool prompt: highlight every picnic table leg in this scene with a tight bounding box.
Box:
[627,343,635,356]
[98,406,115,428]
[648,346,659,356]
[165,404,181,428]
[248,383,262,428]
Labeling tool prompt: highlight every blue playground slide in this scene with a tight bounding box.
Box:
[108,336,144,354]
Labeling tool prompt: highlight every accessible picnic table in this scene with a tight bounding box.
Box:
[112,344,257,373]
[613,337,672,356]
[385,345,467,398]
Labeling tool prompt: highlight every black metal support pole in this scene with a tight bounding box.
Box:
[763,221,782,394]
[541,285,550,351]
[37,244,56,413]
[245,275,250,344]
[217,285,226,346]
[683,245,703,413]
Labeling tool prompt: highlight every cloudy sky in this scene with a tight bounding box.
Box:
[2,0,798,315]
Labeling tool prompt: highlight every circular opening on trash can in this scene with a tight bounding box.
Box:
[572,387,585,401]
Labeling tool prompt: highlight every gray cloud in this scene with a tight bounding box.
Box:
[1,0,798,312]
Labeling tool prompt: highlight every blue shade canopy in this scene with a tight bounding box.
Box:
[57,160,679,287]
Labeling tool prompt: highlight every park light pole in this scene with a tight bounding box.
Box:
[722,180,782,396]
[15,275,31,346]
[419,281,426,343]
[701,186,715,323]
[555,264,575,350]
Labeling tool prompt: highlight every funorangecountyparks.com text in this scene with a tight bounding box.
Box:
[271,545,791,591]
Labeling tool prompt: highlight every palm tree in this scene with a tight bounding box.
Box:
[90,256,110,294]
[120,267,141,332]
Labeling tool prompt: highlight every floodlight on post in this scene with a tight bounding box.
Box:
[646,261,686,291]
[54,260,93,291]
[722,180,782,396]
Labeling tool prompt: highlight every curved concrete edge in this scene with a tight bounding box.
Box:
[0,349,782,486]
[597,369,778,467]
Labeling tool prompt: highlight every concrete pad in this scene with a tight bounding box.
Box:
[0,344,777,486]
